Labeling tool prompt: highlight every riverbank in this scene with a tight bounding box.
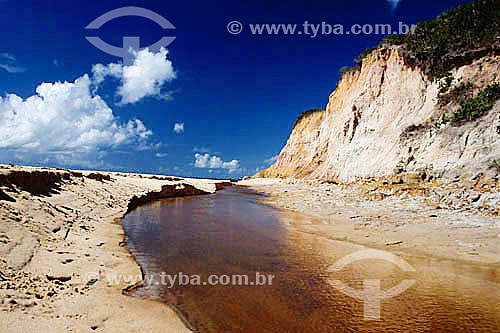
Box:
[107,182,500,331]
[239,177,500,265]
[0,164,227,332]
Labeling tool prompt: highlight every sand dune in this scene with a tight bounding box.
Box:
[0,164,230,332]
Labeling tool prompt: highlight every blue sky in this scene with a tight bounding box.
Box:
[0,0,470,178]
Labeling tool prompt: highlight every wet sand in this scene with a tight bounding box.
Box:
[240,178,500,265]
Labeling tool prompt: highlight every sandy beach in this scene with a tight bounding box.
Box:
[0,164,229,332]
[239,177,500,265]
[1,164,499,331]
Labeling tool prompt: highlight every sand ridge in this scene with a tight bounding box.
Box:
[0,164,229,332]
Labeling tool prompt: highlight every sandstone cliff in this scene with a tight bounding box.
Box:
[262,47,500,182]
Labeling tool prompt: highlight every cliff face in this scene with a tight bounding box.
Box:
[263,47,500,182]
[260,110,325,178]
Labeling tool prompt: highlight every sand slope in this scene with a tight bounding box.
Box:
[0,164,228,332]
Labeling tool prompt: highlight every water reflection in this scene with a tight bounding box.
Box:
[121,186,500,332]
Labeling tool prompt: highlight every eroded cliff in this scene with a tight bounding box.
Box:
[262,46,500,182]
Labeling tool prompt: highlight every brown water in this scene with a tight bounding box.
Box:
[120,186,500,332]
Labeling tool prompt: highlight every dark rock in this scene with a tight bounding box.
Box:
[87,278,98,286]
[126,183,210,214]
[215,182,232,191]
[471,193,481,202]
[46,274,71,283]
[0,170,69,196]
[0,189,15,202]
[86,173,111,182]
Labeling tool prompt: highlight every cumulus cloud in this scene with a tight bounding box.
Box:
[387,0,401,10]
[92,47,176,104]
[194,153,239,172]
[155,152,167,158]
[173,122,184,134]
[0,47,180,170]
[0,74,152,153]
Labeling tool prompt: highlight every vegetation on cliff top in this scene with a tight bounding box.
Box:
[292,108,324,129]
[298,0,499,130]
[349,0,500,79]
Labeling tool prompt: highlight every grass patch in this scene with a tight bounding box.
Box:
[293,109,324,129]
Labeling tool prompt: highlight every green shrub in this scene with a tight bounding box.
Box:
[339,66,356,76]
[381,34,406,46]
[489,159,500,172]
[394,0,500,79]
[450,82,500,123]
[293,109,324,129]
[438,72,454,95]
[438,79,474,106]
[357,47,377,65]
[340,0,500,81]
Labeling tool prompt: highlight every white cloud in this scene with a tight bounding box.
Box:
[0,48,180,169]
[387,0,401,10]
[0,149,122,171]
[52,151,117,170]
[0,74,151,154]
[173,122,184,134]
[0,52,26,73]
[92,47,176,104]
[0,64,25,73]
[194,153,239,172]
[264,155,278,165]
[1,53,16,61]
[155,152,167,158]
[193,146,210,153]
